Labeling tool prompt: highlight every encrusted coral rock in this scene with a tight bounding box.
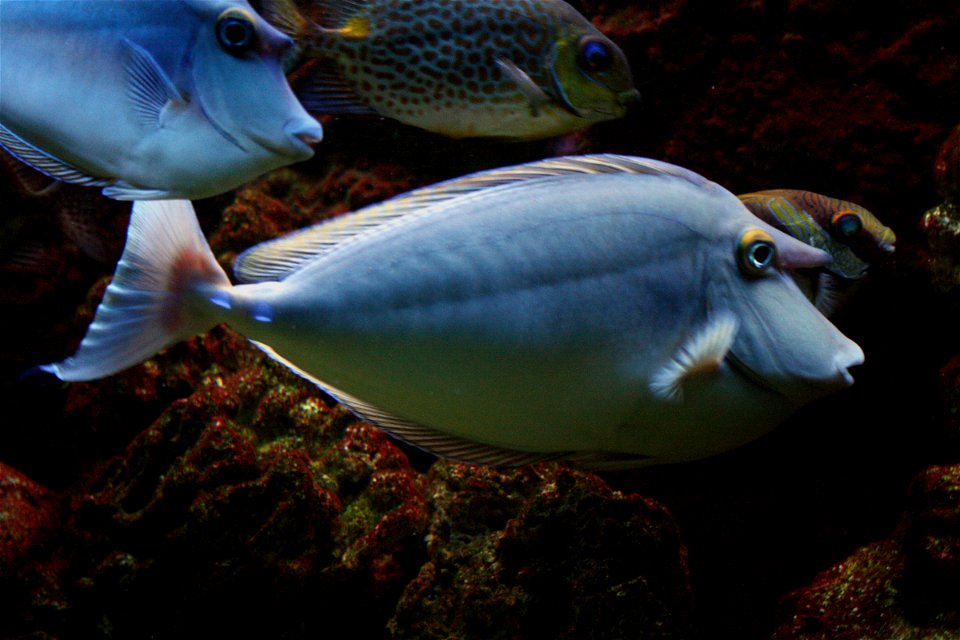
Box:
[0,463,59,573]
[921,200,960,291]
[389,462,693,639]
[770,464,960,639]
[922,123,960,291]
[934,123,960,205]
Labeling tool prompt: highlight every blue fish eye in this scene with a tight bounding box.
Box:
[578,38,613,73]
[738,229,777,276]
[831,211,863,239]
[216,9,257,56]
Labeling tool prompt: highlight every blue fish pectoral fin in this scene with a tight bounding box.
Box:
[122,38,186,129]
[649,313,740,402]
[293,63,379,116]
[495,57,555,118]
[0,122,114,188]
[101,181,177,201]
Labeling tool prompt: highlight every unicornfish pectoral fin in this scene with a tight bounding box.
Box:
[101,181,177,201]
[121,38,186,129]
[649,313,740,402]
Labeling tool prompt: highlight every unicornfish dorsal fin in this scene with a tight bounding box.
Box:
[649,313,739,401]
[233,154,719,283]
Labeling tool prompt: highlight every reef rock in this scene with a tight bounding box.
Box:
[770,464,960,639]
[390,463,693,640]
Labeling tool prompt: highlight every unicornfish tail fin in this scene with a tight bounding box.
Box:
[40,200,230,381]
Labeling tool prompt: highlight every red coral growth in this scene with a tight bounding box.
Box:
[390,463,692,639]
[0,463,60,573]
[771,463,960,639]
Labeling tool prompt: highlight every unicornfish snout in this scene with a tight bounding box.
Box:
[284,118,324,157]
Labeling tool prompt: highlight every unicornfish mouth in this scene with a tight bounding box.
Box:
[725,353,785,398]
[282,118,323,158]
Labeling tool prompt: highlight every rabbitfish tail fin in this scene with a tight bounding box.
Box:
[41,200,230,381]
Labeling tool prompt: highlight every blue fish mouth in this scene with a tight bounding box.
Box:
[725,353,785,398]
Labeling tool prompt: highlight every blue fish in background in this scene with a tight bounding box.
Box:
[41,156,864,468]
[0,0,324,200]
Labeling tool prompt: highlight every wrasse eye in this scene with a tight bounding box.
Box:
[831,211,863,239]
[738,228,777,276]
[578,37,613,73]
[216,8,257,56]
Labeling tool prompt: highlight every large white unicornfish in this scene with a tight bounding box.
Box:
[0,0,323,200]
[42,155,864,468]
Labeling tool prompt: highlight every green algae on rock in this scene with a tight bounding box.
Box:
[389,462,693,639]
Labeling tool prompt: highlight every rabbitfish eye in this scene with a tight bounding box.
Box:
[578,37,613,73]
[216,8,257,56]
[831,211,863,239]
[738,228,777,276]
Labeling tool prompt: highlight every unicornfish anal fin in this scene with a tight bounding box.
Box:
[234,154,719,283]
[251,342,652,468]
[0,122,113,188]
[122,38,186,129]
[649,313,739,402]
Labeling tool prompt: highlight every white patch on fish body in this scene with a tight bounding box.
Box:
[0,0,322,200]
[42,156,864,467]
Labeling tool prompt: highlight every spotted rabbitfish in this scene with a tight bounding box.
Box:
[42,156,863,468]
[263,0,638,139]
[739,189,896,316]
[0,0,324,200]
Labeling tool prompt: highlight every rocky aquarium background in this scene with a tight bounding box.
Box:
[3,0,960,638]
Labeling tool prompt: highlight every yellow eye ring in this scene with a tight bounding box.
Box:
[738,228,777,276]
[216,8,257,56]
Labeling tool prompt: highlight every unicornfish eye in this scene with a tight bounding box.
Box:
[578,37,613,73]
[737,228,777,276]
[216,9,257,56]
[831,211,863,240]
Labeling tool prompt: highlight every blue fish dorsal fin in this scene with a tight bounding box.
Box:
[251,341,648,468]
[234,154,715,283]
[122,38,185,128]
[0,122,113,188]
